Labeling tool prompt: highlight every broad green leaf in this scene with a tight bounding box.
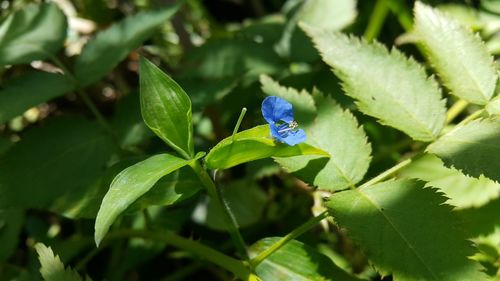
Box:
[275,93,372,191]
[204,125,328,170]
[139,57,194,158]
[0,209,24,262]
[0,3,67,65]
[327,179,487,281]
[427,117,500,183]
[0,118,114,209]
[486,96,500,115]
[299,0,357,31]
[192,180,267,231]
[94,153,203,246]
[414,2,497,105]
[35,243,91,281]
[74,5,180,86]
[400,154,500,208]
[249,238,364,281]
[0,71,75,123]
[302,24,446,142]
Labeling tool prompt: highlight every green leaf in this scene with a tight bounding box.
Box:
[302,24,446,142]
[299,0,357,31]
[35,243,91,281]
[139,57,194,158]
[486,96,500,115]
[0,209,24,262]
[0,3,67,65]
[0,117,114,209]
[0,71,75,123]
[327,179,487,281]
[249,238,364,281]
[94,153,202,246]
[400,154,500,208]
[205,125,328,170]
[74,5,180,86]
[427,117,500,183]
[414,2,497,105]
[275,92,372,191]
[193,180,267,231]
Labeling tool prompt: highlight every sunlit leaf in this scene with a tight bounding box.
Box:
[35,243,91,281]
[486,96,500,115]
[299,0,357,31]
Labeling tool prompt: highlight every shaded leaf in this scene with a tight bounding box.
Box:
[427,117,500,183]
[327,179,487,281]
[249,238,364,281]
[0,71,75,123]
[275,92,371,191]
[303,24,446,141]
[414,2,497,105]
[74,5,180,86]
[0,209,24,262]
[35,243,91,281]
[94,153,203,246]
[140,57,194,158]
[204,125,328,170]
[0,3,67,65]
[400,154,500,208]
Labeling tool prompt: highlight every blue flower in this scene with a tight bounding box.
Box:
[261,96,306,146]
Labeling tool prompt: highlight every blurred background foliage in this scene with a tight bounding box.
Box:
[0,0,499,280]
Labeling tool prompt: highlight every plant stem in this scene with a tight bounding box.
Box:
[383,0,413,31]
[364,0,389,41]
[105,229,259,281]
[446,99,469,124]
[190,161,249,260]
[250,210,329,267]
[359,158,412,189]
[460,109,485,125]
[232,107,247,139]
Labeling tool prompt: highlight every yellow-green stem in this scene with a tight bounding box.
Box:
[359,158,412,189]
[446,99,469,124]
[364,0,389,41]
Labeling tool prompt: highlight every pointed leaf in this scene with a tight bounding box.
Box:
[204,125,328,170]
[74,5,180,86]
[249,238,364,281]
[35,243,91,281]
[0,3,67,65]
[139,57,194,158]
[94,153,202,246]
[414,2,497,105]
[302,25,446,142]
[486,96,500,115]
[427,117,500,183]
[400,154,500,208]
[327,179,487,281]
[274,92,372,191]
[299,0,357,31]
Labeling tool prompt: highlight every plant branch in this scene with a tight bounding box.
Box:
[364,0,389,41]
[446,99,469,124]
[359,158,412,189]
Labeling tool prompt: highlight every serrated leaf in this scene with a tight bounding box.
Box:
[327,179,487,281]
[486,96,500,115]
[0,117,114,209]
[414,2,497,105]
[35,243,91,281]
[427,117,500,183]
[94,153,203,246]
[0,71,75,123]
[249,238,364,281]
[0,3,67,65]
[139,57,194,158]
[400,154,500,208]
[302,24,446,142]
[74,5,180,86]
[275,92,372,191]
[204,125,328,170]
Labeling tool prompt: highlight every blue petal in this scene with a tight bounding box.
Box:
[261,96,294,124]
[270,125,306,146]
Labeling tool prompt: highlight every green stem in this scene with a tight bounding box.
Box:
[446,99,469,124]
[460,109,485,125]
[359,158,412,189]
[383,0,413,31]
[250,211,329,267]
[190,161,249,260]
[232,107,247,139]
[364,0,390,41]
[105,229,258,281]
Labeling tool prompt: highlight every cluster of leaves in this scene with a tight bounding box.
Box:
[0,0,500,280]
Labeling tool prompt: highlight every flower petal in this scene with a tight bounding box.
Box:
[283,129,306,146]
[261,96,294,124]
